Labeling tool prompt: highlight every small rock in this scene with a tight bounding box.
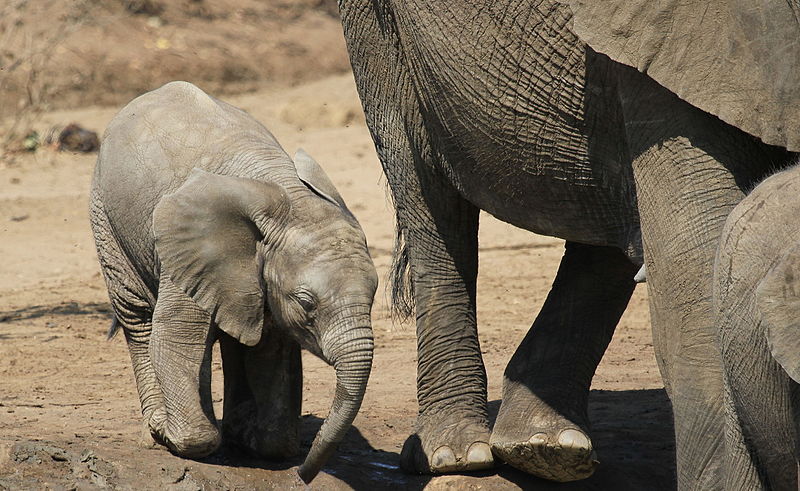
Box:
[123,0,164,16]
[55,124,100,153]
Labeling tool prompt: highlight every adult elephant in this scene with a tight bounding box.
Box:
[338,0,799,486]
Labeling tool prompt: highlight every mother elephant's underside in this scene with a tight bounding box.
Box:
[338,0,799,487]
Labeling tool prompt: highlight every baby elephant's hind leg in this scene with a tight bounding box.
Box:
[150,273,220,458]
[219,328,302,459]
[90,196,166,444]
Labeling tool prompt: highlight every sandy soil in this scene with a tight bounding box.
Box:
[1,3,674,489]
[0,74,674,489]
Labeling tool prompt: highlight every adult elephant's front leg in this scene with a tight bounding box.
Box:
[340,0,491,474]
[491,241,637,481]
[619,68,782,489]
[395,172,493,474]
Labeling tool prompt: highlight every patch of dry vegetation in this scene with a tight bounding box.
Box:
[0,0,348,159]
[0,0,93,157]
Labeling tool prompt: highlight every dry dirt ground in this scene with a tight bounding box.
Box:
[1,3,674,490]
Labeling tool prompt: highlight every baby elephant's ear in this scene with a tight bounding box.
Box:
[756,243,800,383]
[294,148,349,211]
[153,169,288,346]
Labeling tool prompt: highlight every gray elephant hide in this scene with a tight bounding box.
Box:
[561,0,800,151]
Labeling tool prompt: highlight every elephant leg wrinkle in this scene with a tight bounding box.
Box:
[394,174,495,474]
[618,67,790,489]
[490,242,636,482]
[150,274,221,458]
[90,192,166,446]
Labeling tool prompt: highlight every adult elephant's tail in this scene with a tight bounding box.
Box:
[389,226,414,320]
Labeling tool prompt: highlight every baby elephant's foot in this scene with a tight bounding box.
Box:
[401,411,494,474]
[490,397,597,482]
[148,408,221,459]
[142,406,168,448]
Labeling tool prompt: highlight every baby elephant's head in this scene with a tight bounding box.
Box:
[152,150,377,483]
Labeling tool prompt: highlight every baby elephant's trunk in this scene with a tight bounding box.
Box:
[297,323,373,483]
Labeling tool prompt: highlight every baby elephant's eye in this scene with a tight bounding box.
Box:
[296,292,317,312]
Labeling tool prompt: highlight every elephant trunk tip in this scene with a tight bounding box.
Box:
[296,327,373,483]
[297,445,337,484]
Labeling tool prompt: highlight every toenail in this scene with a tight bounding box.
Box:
[466,442,493,465]
[557,429,590,449]
[528,432,548,445]
[431,446,457,469]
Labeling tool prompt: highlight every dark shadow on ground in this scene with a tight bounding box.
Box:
[238,388,674,489]
[0,301,112,323]
[201,415,435,489]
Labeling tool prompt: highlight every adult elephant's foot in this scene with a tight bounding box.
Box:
[400,410,494,474]
[490,386,597,482]
[482,241,633,481]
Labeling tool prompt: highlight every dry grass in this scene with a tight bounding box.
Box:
[0,0,94,160]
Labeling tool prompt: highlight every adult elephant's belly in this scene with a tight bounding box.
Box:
[401,0,641,259]
[458,149,639,258]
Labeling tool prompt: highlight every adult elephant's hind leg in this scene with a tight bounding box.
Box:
[219,329,302,459]
[150,273,220,458]
[491,242,637,481]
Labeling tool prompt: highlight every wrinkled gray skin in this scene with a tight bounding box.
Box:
[714,164,800,490]
[338,0,796,485]
[89,81,378,483]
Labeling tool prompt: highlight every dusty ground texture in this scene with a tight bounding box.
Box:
[0,3,674,490]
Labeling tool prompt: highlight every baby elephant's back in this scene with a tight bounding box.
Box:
[93,82,277,276]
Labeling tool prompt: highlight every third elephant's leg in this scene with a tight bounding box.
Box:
[491,241,637,481]
[618,67,784,489]
[219,328,302,459]
[150,272,220,458]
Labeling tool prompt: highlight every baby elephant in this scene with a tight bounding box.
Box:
[714,162,800,490]
[90,81,378,483]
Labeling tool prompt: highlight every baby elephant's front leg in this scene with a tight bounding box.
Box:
[150,273,220,457]
[220,328,302,459]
